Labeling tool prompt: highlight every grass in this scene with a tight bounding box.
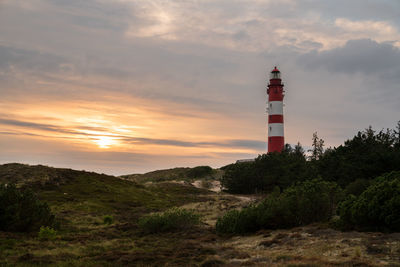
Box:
[1,163,399,266]
[121,166,223,183]
[38,226,57,241]
[0,163,217,266]
[138,208,201,233]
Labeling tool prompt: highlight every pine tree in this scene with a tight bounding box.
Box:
[294,142,305,157]
[395,120,400,147]
[309,132,324,160]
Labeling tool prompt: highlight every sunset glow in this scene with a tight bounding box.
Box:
[93,136,119,149]
[1,0,399,174]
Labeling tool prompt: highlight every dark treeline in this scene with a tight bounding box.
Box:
[221,123,400,194]
[217,122,400,233]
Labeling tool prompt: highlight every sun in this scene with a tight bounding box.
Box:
[93,136,118,149]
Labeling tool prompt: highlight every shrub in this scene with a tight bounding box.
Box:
[221,151,310,194]
[344,179,370,196]
[337,171,400,232]
[103,215,114,225]
[187,166,213,178]
[216,179,342,234]
[216,207,259,234]
[220,162,257,194]
[138,208,201,233]
[38,226,57,241]
[0,184,55,232]
[282,179,342,225]
[317,127,400,187]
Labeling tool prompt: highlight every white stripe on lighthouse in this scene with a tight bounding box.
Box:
[268,123,284,137]
[268,101,283,115]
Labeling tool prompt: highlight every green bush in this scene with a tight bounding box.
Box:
[337,171,400,232]
[187,166,213,178]
[220,162,257,194]
[103,215,114,225]
[283,179,342,225]
[38,226,57,241]
[216,179,342,234]
[221,151,310,194]
[216,207,259,234]
[344,179,370,196]
[138,208,201,233]
[0,184,55,232]
[317,127,400,187]
[221,124,400,194]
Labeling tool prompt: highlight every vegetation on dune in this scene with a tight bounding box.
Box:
[221,123,400,195]
[0,184,56,232]
[0,164,215,266]
[0,164,208,215]
[0,159,399,265]
[1,122,400,265]
[103,215,114,225]
[0,163,87,188]
[218,122,400,234]
[121,165,220,183]
[221,151,309,194]
[187,166,213,178]
[344,178,371,196]
[216,179,342,234]
[317,126,400,187]
[38,226,58,241]
[337,171,400,232]
[138,207,201,233]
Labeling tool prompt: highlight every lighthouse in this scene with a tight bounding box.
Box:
[267,67,285,153]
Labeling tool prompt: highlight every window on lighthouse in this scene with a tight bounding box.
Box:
[270,71,280,79]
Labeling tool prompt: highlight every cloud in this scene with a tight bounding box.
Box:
[298,39,400,77]
[0,117,265,150]
[0,118,79,135]
[1,0,400,173]
[0,45,64,73]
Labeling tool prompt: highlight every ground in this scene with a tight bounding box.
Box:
[0,164,399,266]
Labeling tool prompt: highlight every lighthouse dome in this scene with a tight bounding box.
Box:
[270,66,281,79]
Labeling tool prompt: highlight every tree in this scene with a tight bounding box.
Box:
[337,171,400,232]
[317,126,400,186]
[220,162,258,194]
[282,143,293,153]
[0,184,56,232]
[309,132,324,160]
[221,151,309,194]
[394,120,400,147]
[294,142,305,157]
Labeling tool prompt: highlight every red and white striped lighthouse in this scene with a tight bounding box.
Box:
[267,66,285,153]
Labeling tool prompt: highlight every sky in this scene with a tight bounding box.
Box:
[1,0,400,175]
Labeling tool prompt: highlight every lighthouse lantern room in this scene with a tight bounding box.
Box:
[267,67,285,153]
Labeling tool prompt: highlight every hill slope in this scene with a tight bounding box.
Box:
[121,166,223,183]
[0,163,217,266]
[1,163,399,266]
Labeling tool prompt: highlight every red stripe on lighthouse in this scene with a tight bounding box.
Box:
[268,94,283,101]
[268,136,284,152]
[269,115,283,123]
